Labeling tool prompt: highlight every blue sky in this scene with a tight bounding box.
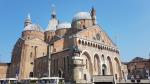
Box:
[0,0,150,62]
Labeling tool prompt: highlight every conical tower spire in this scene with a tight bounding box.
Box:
[24,13,32,27]
[90,6,97,25]
[46,4,58,31]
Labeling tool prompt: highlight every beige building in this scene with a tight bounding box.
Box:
[0,7,123,83]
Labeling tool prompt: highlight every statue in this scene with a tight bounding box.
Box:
[72,45,80,56]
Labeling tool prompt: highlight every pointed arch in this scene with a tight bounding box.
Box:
[101,54,105,62]
[107,56,113,75]
[80,51,93,74]
[93,54,100,75]
[114,57,122,80]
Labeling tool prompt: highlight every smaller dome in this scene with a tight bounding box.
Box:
[24,24,43,32]
[57,22,71,29]
[73,12,92,22]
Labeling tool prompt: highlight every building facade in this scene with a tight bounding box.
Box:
[126,57,150,79]
[0,63,9,79]
[0,7,123,83]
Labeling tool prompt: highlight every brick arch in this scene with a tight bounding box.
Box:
[80,51,93,74]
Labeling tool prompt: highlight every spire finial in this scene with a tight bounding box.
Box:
[90,6,97,25]
[51,4,56,19]
[27,13,31,19]
[24,13,32,27]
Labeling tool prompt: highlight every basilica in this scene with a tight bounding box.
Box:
[0,6,123,84]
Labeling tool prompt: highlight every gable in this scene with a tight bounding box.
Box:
[76,25,116,47]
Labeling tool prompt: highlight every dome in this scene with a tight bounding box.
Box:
[57,22,71,29]
[72,12,92,22]
[24,24,43,32]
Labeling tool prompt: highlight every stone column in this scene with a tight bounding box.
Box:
[72,56,85,84]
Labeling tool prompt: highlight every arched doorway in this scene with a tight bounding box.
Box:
[58,69,63,78]
[102,64,107,76]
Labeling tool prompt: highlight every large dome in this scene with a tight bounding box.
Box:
[73,12,92,22]
[24,24,43,32]
[57,22,71,29]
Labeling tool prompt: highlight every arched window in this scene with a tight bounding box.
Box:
[102,54,104,62]
[82,40,84,45]
[85,41,87,46]
[96,33,101,41]
[88,42,90,46]
[78,40,81,44]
